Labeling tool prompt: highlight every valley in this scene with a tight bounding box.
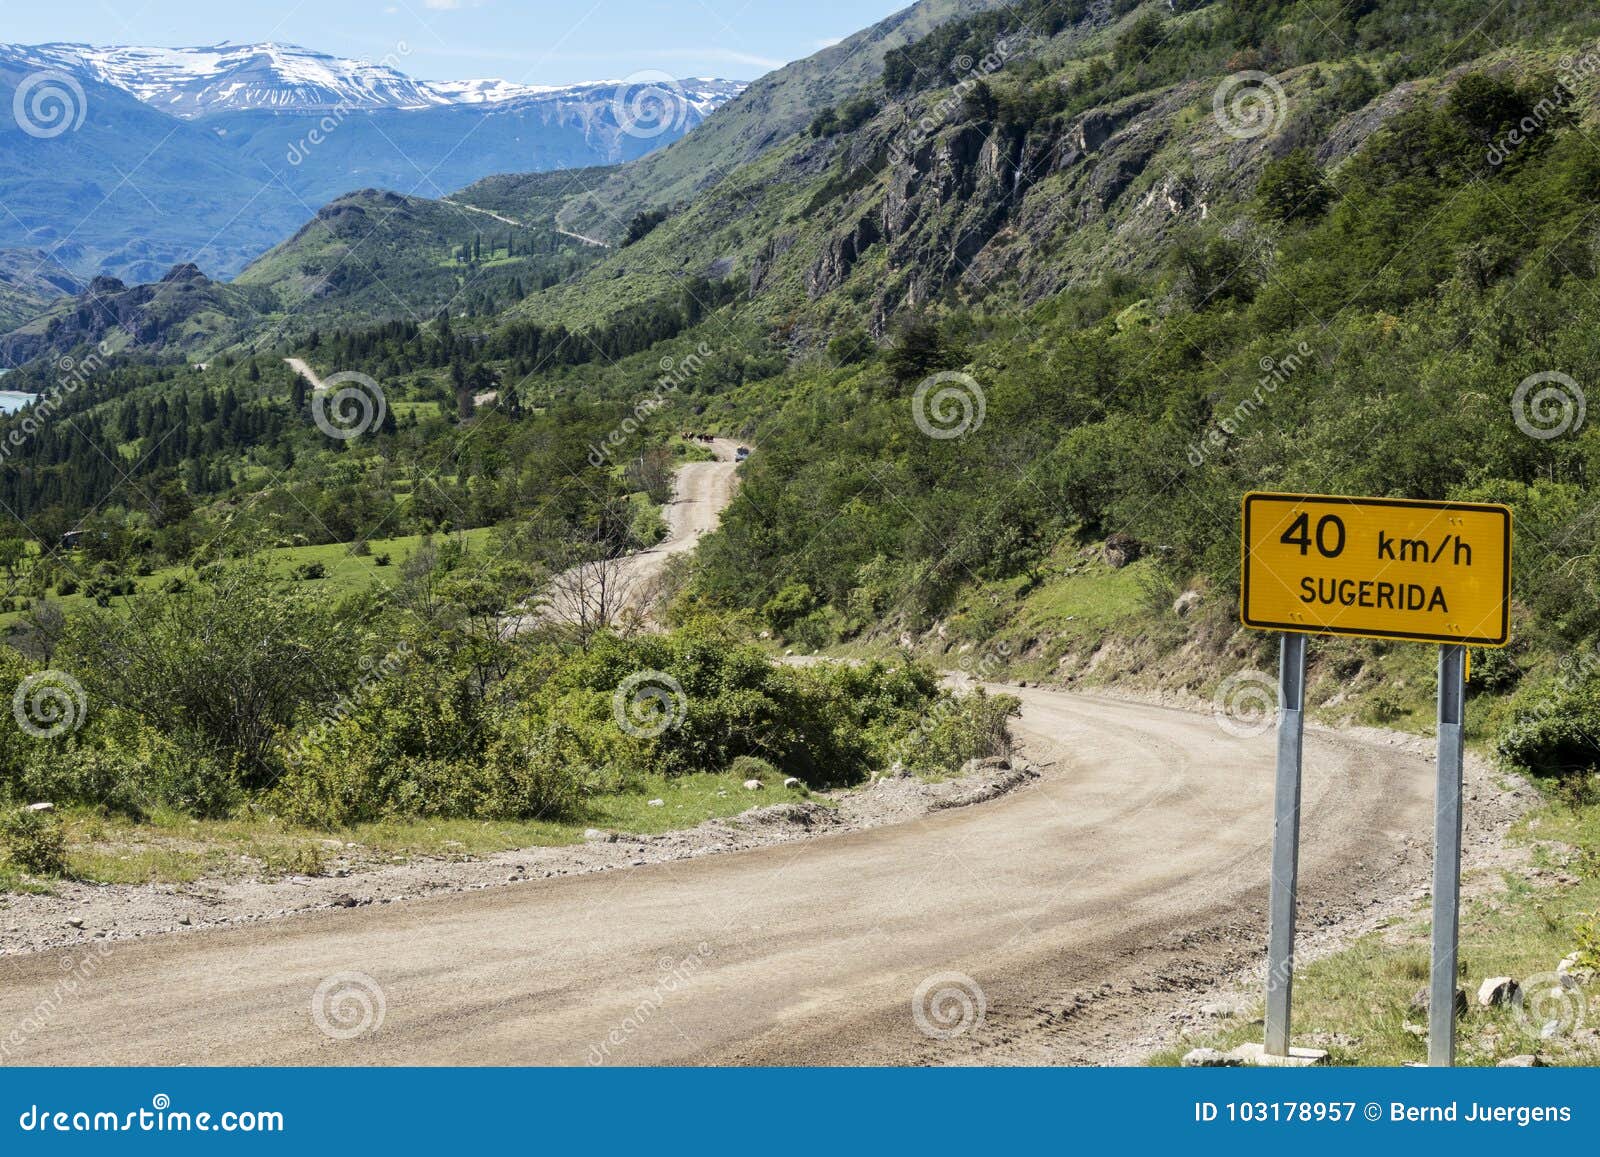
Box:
[0,0,1598,1071]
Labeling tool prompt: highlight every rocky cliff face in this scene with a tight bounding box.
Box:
[752,60,1430,331]
[0,263,262,366]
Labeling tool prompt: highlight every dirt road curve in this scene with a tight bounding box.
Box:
[0,689,1434,1065]
[282,357,323,389]
[534,438,742,625]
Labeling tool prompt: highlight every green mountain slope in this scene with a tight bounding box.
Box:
[234,188,606,331]
[0,184,609,364]
[0,264,271,367]
[0,249,80,334]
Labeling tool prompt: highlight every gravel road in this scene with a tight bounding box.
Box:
[526,437,741,627]
[0,688,1453,1065]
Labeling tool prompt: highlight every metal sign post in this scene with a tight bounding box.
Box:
[1241,492,1511,1067]
[1264,632,1307,1057]
[1429,643,1466,1066]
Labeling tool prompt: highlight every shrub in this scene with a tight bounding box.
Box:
[901,688,1020,776]
[63,560,360,790]
[1575,912,1600,973]
[729,755,777,782]
[15,742,150,819]
[1497,677,1600,779]
[257,844,325,878]
[0,806,66,876]
[1365,688,1406,725]
[272,714,586,827]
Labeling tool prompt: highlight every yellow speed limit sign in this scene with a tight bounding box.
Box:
[1240,493,1512,646]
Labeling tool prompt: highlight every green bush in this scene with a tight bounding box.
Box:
[900,688,1020,776]
[17,740,152,819]
[63,560,362,789]
[729,755,778,782]
[1497,677,1600,778]
[272,713,588,827]
[1575,912,1600,973]
[0,806,66,876]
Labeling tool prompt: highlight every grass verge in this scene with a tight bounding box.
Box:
[1149,790,1599,1067]
[7,771,816,891]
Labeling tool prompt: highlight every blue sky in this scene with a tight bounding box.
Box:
[0,0,910,85]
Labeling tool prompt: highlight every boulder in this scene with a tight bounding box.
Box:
[1173,589,1202,617]
[783,777,801,789]
[1557,952,1596,985]
[743,779,764,791]
[1103,533,1143,569]
[1478,977,1518,1008]
[1497,1055,1546,1067]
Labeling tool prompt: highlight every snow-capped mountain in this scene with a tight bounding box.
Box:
[10,42,745,119]
[0,41,748,282]
[19,42,443,115]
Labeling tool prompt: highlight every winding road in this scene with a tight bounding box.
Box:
[520,438,742,629]
[0,446,1440,1066]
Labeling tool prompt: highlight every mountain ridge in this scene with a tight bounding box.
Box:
[6,40,745,119]
[0,42,744,282]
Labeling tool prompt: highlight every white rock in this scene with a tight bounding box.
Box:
[743,779,764,791]
[1478,977,1518,1007]
[783,777,800,789]
[1498,1054,1546,1067]
[647,799,665,807]
[25,802,54,812]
